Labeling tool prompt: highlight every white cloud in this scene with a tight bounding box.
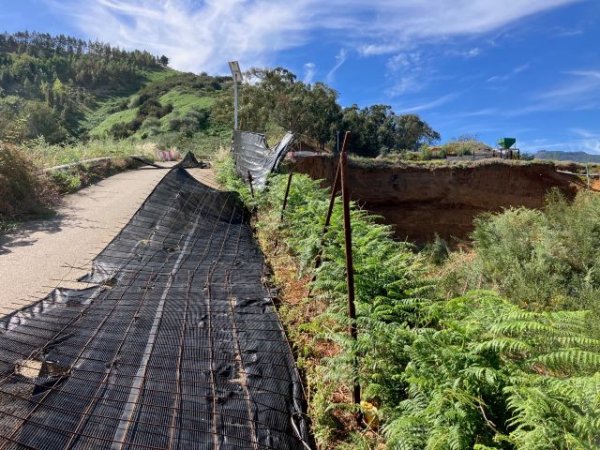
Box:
[303,62,316,84]
[385,52,428,96]
[454,108,498,117]
[535,70,600,105]
[494,70,600,117]
[400,92,460,113]
[487,63,530,82]
[554,27,584,37]
[517,129,600,154]
[445,47,482,59]
[49,0,580,73]
[326,49,348,83]
[570,128,600,153]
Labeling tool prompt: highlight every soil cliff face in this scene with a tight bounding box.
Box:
[290,156,581,243]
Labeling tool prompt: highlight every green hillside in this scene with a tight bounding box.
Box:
[0,32,232,156]
[1,32,445,163]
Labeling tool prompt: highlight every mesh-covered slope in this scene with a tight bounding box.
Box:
[232,131,296,190]
[0,167,312,449]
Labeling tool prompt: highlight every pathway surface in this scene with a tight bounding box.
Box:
[0,165,217,314]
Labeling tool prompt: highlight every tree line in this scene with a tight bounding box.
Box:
[0,31,169,143]
[212,67,440,156]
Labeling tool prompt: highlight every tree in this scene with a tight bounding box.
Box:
[340,105,439,156]
[394,113,440,150]
[159,55,169,67]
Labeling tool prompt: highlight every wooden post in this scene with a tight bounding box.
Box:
[247,171,255,198]
[280,171,293,221]
[340,143,361,424]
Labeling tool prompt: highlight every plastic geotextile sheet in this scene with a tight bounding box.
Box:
[0,166,313,449]
[232,131,296,190]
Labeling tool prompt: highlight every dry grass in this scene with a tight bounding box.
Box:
[0,143,59,224]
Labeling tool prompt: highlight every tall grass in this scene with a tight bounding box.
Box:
[0,143,58,227]
[24,138,154,168]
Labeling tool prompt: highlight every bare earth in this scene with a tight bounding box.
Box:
[0,165,219,314]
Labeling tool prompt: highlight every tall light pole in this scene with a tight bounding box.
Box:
[228,61,243,131]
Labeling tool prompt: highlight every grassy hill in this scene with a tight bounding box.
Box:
[0,32,233,159]
[2,31,443,164]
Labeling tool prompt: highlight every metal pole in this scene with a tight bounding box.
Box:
[233,79,239,131]
[587,163,590,190]
[281,171,293,221]
[340,147,361,423]
[314,131,350,271]
[247,171,254,198]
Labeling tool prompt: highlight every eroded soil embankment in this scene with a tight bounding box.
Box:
[290,156,581,243]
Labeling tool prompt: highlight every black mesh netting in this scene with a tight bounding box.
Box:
[232,131,296,191]
[0,167,313,449]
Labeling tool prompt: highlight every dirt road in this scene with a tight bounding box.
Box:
[0,165,222,312]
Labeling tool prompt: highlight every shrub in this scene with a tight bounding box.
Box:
[442,190,600,311]
[0,143,58,222]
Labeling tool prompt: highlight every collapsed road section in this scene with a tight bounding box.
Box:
[0,166,312,449]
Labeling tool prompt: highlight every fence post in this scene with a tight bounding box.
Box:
[280,171,294,221]
[247,171,255,198]
[339,141,361,425]
[587,163,590,190]
[313,131,351,271]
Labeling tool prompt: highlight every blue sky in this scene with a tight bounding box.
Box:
[2,0,599,153]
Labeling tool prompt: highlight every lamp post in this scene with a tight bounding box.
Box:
[228,61,243,131]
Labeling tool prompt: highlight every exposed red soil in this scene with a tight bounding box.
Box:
[290,156,582,243]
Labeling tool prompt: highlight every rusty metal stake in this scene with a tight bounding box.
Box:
[313,131,350,271]
[340,142,362,426]
[247,171,255,198]
[280,171,294,221]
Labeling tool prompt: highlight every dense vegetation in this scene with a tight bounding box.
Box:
[217,156,600,449]
[212,67,440,155]
[0,32,232,154]
[1,31,441,164]
[0,31,168,143]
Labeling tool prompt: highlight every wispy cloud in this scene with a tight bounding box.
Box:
[570,128,600,153]
[385,52,428,96]
[487,63,530,82]
[303,62,316,84]
[454,108,498,117]
[553,27,584,37]
[326,49,347,83]
[48,0,313,73]
[495,70,600,117]
[534,70,600,106]
[49,0,580,73]
[445,47,482,59]
[401,92,460,113]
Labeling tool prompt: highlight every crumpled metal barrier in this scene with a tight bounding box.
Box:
[232,131,296,190]
[0,166,313,449]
